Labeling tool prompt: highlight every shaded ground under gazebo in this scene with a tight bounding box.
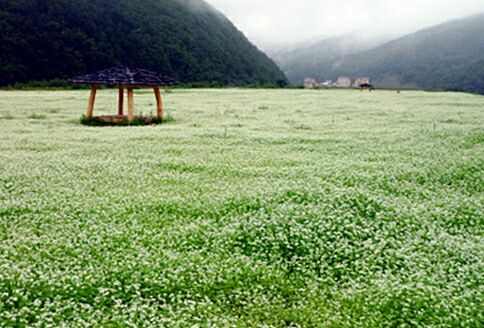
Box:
[70,67,179,123]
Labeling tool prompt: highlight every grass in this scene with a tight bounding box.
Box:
[0,89,483,326]
[27,113,47,120]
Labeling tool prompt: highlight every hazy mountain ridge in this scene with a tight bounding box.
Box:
[0,0,287,86]
[274,33,389,84]
[276,13,484,93]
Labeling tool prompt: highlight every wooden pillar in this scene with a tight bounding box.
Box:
[153,87,163,120]
[127,88,134,122]
[118,87,124,116]
[86,85,98,119]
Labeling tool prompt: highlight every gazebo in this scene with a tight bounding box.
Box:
[70,66,179,123]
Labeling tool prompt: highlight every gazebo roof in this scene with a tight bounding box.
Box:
[70,66,180,86]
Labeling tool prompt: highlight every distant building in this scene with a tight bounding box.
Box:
[336,76,352,88]
[354,77,370,87]
[304,77,318,89]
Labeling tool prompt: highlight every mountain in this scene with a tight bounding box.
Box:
[274,33,388,85]
[0,0,287,86]
[440,58,484,94]
[276,14,484,93]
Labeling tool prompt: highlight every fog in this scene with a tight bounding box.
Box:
[205,0,484,51]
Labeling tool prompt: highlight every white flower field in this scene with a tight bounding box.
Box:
[0,89,483,326]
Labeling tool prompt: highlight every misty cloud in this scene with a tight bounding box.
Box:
[205,0,484,50]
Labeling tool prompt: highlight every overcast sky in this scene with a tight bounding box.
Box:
[205,0,484,50]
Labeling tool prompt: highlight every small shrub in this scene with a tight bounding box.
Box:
[28,113,47,120]
[162,114,175,123]
[1,112,14,120]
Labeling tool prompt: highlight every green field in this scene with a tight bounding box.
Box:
[0,89,483,326]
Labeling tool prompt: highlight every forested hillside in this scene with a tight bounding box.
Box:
[0,0,287,86]
[276,14,484,93]
[440,58,484,94]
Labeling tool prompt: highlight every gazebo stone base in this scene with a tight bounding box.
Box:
[81,115,163,126]
[96,115,137,123]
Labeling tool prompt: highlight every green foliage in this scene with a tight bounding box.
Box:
[2,79,88,90]
[0,89,482,326]
[0,0,287,87]
[27,113,47,120]
[0,112,14,120]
